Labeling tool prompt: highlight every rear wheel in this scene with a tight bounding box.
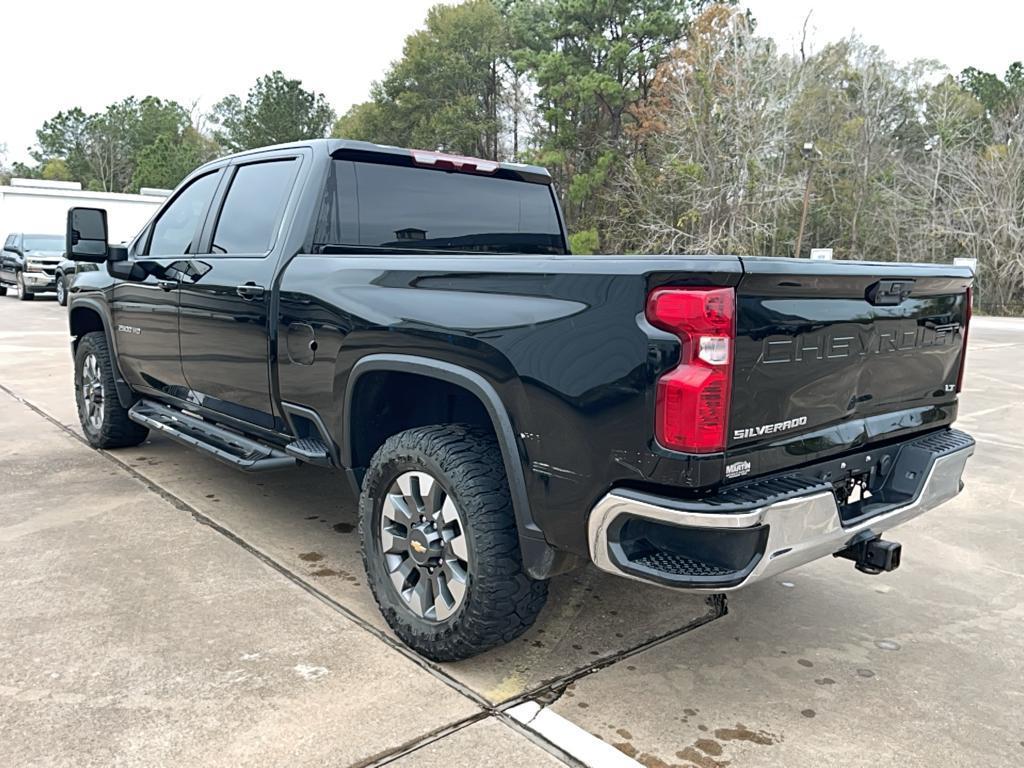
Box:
[359,424,549,661]
[16,272,34,301]
[74,331,148,449]
[56,275,68,306]
[0,284,7,296]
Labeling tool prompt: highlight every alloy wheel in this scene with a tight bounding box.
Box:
[81,353,104,432]
[379,470,469,622]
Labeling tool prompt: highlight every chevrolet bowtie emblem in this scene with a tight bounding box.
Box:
[410,540,427,554]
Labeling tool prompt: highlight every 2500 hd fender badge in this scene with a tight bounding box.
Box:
[117,324,141,335]
[733,416,808,441]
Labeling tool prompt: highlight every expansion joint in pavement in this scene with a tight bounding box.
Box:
[0,381,727,768]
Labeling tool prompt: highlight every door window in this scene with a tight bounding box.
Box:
[147,171,220,256]
[211,159,298,255]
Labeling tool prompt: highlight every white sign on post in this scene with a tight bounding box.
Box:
[809,248,833,261]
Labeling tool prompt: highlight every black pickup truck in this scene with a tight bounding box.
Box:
[65,139,975,660]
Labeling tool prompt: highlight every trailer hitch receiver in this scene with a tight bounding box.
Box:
[834,532,902,575]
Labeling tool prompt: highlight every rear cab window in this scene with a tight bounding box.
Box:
[211,159,299,255]
[314,159,565,255]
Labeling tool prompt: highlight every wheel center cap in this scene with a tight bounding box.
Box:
[408,525,442,565]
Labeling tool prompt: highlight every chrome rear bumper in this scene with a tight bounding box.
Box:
[588,431,974,591]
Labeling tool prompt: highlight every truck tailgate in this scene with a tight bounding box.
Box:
[726,258,972,478]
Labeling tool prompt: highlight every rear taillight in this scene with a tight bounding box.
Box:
[956,286,972,392]
[646,287,735,453]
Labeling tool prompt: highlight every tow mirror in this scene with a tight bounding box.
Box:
[66,207,109,263]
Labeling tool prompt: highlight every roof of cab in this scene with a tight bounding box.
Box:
[207,138,552,184]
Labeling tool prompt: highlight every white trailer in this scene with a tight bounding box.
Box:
[0,179,169,244]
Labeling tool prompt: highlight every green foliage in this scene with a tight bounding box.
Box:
[568,228,600,254]
[350,0,509,158]
[332,102,384,141]
[132,128,218,190]
[210,71,335,152]
[31,97,199,192]
[521,0,705,225]
[40,158,73,181]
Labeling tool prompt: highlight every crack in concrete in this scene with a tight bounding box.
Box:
[0,381,727,768]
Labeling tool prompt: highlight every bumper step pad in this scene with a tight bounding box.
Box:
[590,428,975,590]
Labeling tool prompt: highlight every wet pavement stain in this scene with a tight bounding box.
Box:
[856,668,875,678]
[332,522,354,534]
[298,552,324,562]
[676,745,729,768]
[797,658,814,667]
[815,677,836,685]
[801,709,816,718]
[617,728,634,740]
[694,738,723,756]
[310,568,339,577]
[713,724,778,746]
[636,754,676,768]
[613,741,638,758]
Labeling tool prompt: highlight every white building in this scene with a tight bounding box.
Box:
[0,178,170,244]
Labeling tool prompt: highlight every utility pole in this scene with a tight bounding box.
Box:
[795,141,820,258]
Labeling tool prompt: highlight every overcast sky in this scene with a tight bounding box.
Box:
[2,0,1022,165]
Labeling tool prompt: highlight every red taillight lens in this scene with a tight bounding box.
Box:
[956,286,972,393]
[646,287,735,453]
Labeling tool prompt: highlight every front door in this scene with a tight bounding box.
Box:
[111,169,222,397]
[177,155,301,430]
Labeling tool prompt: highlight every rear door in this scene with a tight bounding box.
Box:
[177,152,302,430]
[726,258,972,478]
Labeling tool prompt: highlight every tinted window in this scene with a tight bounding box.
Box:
[23,235,64,251]
[149,172,220,255]
[316,161,564,254]
[212,160,297,254]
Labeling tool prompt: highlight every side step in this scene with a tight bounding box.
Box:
[284,437,331,467]
[128,400,296,472]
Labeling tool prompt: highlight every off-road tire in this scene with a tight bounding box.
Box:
[360,424,549,661]
[17,272,34,301]
[74,331,148,449]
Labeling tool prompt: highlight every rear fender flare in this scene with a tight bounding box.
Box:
[342,353,564,580]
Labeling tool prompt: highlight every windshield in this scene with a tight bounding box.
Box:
[24,235,65,252]
[315,160,566,255]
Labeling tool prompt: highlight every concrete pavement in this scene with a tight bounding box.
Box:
[0,294,1021,767]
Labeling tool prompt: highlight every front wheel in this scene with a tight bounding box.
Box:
[56,276,68,306]
[359,424,549,661]
[16,272,34,301]
[74,331,149,449]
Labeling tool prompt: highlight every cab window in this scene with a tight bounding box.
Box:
[147,172,220,256]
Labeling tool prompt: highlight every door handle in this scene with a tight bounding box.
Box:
[156,279,177,292]
[236,283,265,300]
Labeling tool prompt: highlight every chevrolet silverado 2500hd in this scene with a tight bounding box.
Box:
[64,139,975,660]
